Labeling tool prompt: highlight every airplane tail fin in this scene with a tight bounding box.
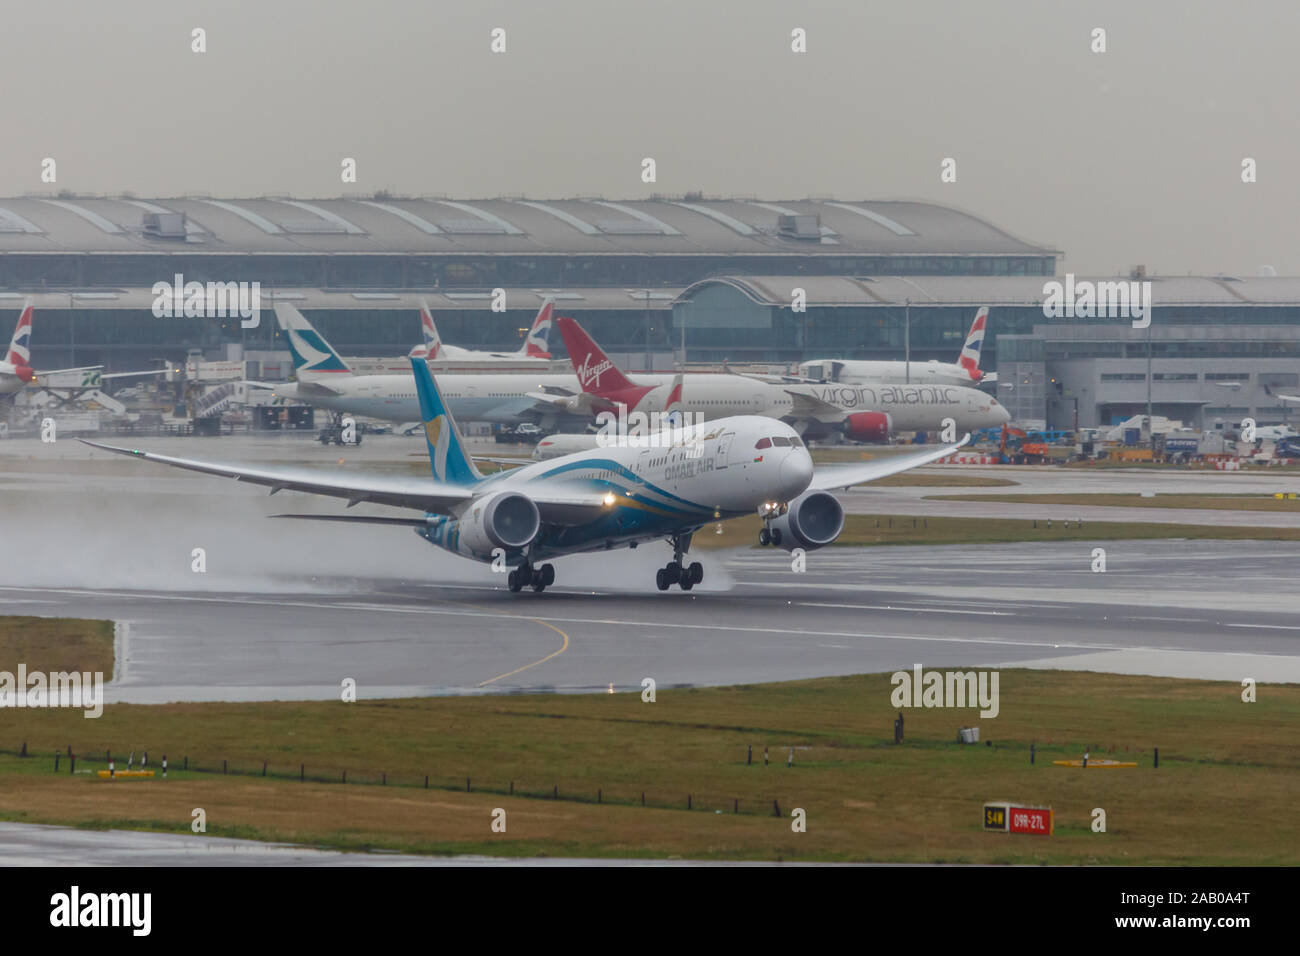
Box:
[6,298,33,367]
[409,357,484,485]
[556,316,639,395]
[958,306,988,381]
[664,373,685,425]
[275,303,352,381]
[520,298,554,359]
[412,299,442,359]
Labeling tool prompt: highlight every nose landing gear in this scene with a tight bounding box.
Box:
[656,533,703,591]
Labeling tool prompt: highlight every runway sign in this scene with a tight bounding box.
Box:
[984,802,1052,835]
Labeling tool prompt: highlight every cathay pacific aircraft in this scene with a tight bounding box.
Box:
[83,358,967,593]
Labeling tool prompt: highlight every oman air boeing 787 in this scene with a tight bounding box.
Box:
[84,358,967,593]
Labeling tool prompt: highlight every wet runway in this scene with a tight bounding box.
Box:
[2,539,1297,703]
[2,433,1299,703]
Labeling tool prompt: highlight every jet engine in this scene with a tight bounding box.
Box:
[767,489,845,552]
[841,411,891,443]
[457,492,541,555]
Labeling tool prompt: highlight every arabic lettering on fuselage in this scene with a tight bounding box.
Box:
[810,384,959,408]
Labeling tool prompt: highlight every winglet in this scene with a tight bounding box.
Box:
[409,357,483,485]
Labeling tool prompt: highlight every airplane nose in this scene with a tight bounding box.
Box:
[779,450,814,497]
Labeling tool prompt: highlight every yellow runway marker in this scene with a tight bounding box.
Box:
[457,602,571,688]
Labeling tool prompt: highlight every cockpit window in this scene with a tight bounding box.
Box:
[788,437,803,448]
[755,437,771,449]
[771,436,791,447]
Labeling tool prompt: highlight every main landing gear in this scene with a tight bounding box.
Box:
[656,534,703,591]
[508,561,555,593]
[757,526,782,547]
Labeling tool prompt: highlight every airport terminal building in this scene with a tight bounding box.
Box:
[3,194,1297,429]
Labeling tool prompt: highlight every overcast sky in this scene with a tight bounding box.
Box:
[1,0,1293,276]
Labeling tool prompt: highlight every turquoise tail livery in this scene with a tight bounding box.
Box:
[410,357,484,485]
[275,303,351,376]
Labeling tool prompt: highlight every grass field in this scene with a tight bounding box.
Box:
[692,512,1300,550]
[928,493,1300,511]
[0,616,115,678]
[0,669,1294,863]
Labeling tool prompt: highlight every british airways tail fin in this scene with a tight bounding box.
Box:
[409,357,483,485]
[518,298,554,359]
[275,303,352,381]
[958,306,988,381]
[412,299,443,359]
[6,298,33,367]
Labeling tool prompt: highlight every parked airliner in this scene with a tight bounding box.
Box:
[410,298,554,362]
[798,307,995,386]
[555,316,1009,441]
[83,358,967,593]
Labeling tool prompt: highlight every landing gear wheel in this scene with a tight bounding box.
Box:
[665,561,682,585]
[507,569,524,593]
[539,563,555,587]
[770,528,782,546]
[758,528,771,546]
[656,568,670,591]
[688,562,704,585]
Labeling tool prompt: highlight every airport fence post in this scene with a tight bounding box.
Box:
[262,762,267,777]
[641,792,645,807]
[553,784,558,800]
[772,799,780,817]
[1030,743,1035,764]
[223,759,227,775]
[747,744,752,766]
[54,753,59,772]
[342,770,347,784]
[687,794,692,810]
[300,763,304,782]
[466,777,470,792]
[1154,747,1159,769]
[70,755,75,774]
[598,789,602,804]
[424,775,429,790]
[20,741,26,758]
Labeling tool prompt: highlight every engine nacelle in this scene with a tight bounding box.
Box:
[456,491,541,556]
[842,411,892,443]
[768,489,845,553]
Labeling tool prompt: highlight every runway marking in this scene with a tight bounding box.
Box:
[796,602,1013,617]
[458,604,571,688]
[1223,622,1300,632]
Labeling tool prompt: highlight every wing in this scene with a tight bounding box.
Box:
[785,389,846,421]
[80,439,474,514]
[809,435,971,491]
[80,439,612,524]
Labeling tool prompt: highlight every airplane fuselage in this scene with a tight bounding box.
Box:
[420,415,813,563]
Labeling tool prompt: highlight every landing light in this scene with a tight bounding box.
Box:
[603,492,616,506]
